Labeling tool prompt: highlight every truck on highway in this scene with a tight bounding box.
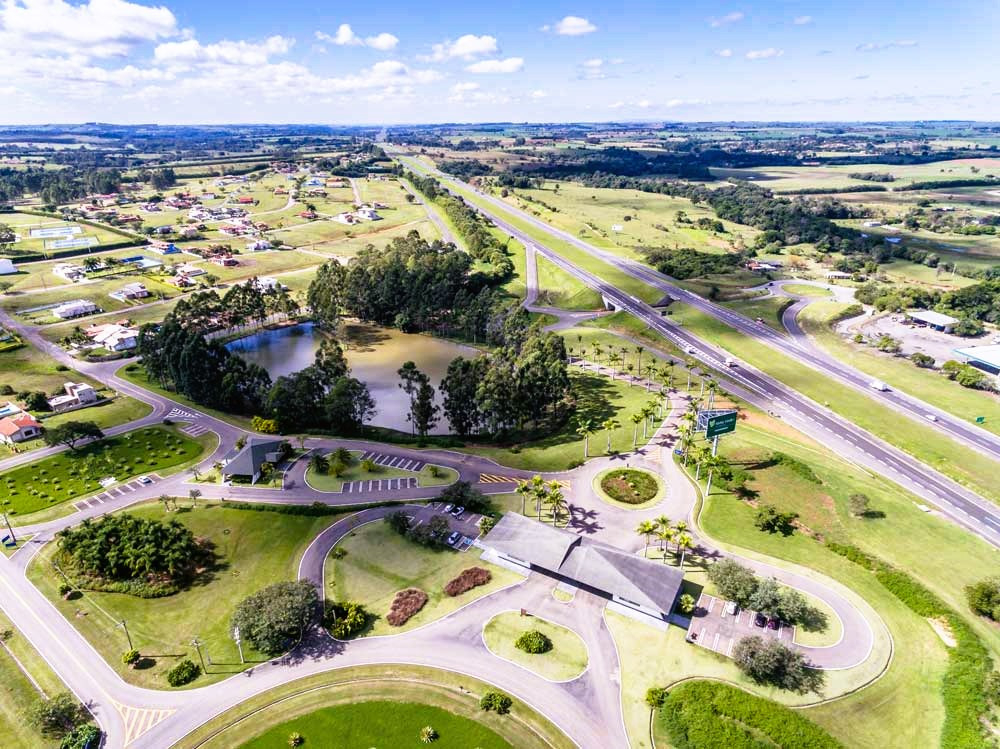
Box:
[869,379,890,392]
[724,357,737,367]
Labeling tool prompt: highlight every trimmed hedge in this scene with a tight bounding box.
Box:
[659,681,842,749]
[515,630,552,654]
[444,567,492,597]
[825,541,991,748]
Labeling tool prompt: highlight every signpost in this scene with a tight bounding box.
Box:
[706,411,738,440]
[976,416,986,424]
[233,626,244,664]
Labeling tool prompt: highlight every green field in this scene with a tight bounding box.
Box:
[483,612,588,681]
[668,302,1000,504]
[28,502,346,688]
[798,301,999,436]
[720,296,792,333]
[178,664,571,749]
[0,425,205,517]
[0,212,136,257]
[782,284,833,298]
[327,520,520,637]
[305,449,457,491]
[534,253,603,309]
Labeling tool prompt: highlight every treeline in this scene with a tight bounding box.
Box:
[856,279,1000,326]
[641,247,743,279]
[441,316,570,436]
[895,177,1000,191]
[0,166,122,205]
[848,171,896,182]
[782,184,888,195]
[308,232,513,341]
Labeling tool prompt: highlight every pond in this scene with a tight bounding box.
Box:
[226,322,477,433]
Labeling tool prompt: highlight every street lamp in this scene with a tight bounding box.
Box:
[120,620,133,650]
[191,637,207,672]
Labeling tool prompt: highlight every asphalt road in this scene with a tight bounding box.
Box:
[392,152,1000,549]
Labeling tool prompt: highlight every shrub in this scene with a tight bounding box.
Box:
[385,510,412,535]
[770,452,820,483]
[676,593,696,615]
[165,659,200,687]
[60,723,101,749]
[848,493,870,517]
[420,725,437,743]
[387,588,428,626]
[288,732,304,747]
[965,578,1000,621]
[515,630,552,654]
[480,690,513,714]
[122,649,140,666]
[360,458,377,473]
[479,516,497,534]
[428,464,443,478]
[251,416,279,434]
[754,504,798,535]
[707,559,759,608]
[444,567,492,597]
[645,686,668,708]
[25,693,85,737]
[733,636,824,693]
[326,601,370,638]
[910,352,935,368]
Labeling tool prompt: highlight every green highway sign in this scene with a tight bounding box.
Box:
[976,416,986,424]
[706,411,738,439]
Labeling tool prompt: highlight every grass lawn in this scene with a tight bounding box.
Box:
[792,589,843,648]
[483,612,588,682]
[782,284,833,298]
[720,296,793,333]
[534,253,604,310]
[327,521,520,637]
[305,450,457,492]
[669,302,1000,505]
[27,502,347,688]
[456,368,669,471]
[243,701,511,749]
[798,301,1000,437]
[0,426,206,518]
[178,664,572,749]
[0,611,67,749]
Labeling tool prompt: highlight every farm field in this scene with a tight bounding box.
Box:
[326,520,520,637]
[28,502,347,688]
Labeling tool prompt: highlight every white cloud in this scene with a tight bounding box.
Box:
[793,15,813,25]
[0,0,178,58]
[553,16,597,36]
[746,47,784,60]
[715,48,733,57]
[530,89,547,99]
[709,11,744,27]
[423,34,497,61]
[636,99,652,109]
[608,101,624,109]
[856,40,917,52]
[155,36,293,66]
[583,58,603,68]
[450,81,479,93]
[465,57,523,74]
[315,24,398,50]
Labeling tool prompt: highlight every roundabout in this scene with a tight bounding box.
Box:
[593,466,665,509]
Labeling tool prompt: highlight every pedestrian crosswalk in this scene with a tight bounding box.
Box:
[358,450,425,472]
[181,422,209,437]
[112,700,174,746]
[478,474,570,488]
[342,477,418,493]
[164,407,202,421]
[73,475,160,512]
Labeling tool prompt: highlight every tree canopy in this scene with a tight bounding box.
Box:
[231,580,318,655]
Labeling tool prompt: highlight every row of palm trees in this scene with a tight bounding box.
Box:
[636,516,696,570]
[516,475,569,526]
[567,340,712,398]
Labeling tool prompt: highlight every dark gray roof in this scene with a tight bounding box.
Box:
[485,513,684,614]
[222,438,284,477]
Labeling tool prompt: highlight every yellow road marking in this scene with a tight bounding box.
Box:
[478,474,570,488]
[112,700,175,746]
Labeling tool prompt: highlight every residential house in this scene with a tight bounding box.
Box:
[251,276,283,292]
[48,382,99,411]
[149,241,179,254]
[237,196,256,205]
[52,299,99,319]
[119,282,150,300]
[0,413,42,444]
[246,240,271,252]
[211,255,239,267]
[332,212,357,225]
[356,206,381,221]
[53,264,86,282]
[177,226,200,239]
[86,323,139,352]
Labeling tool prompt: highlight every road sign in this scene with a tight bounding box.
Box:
[976,416,986,424]
[706,411,738,439]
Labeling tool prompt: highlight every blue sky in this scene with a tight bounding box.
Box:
[1,0,997,124]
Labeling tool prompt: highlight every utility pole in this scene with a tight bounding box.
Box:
[233,627,245,665]
[120,620,133,650]
[2,512,16,545]
[191,637,207,672]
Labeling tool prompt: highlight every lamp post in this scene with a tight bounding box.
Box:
[120,620,133,650]
[191,637,207,672]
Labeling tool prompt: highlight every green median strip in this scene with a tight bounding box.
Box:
[669,303,1000,506]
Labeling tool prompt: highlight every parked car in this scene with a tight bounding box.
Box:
[443,503,453,513]
[138,476,152,485]
[446,531,460,546]
[724,601,738,616]
[450,505,465,518]
[767,617,780,630]
[754,613,767,628]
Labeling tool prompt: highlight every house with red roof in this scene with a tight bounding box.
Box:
[0,413,42,444]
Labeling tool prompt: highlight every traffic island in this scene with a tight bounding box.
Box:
[593,467,665,510]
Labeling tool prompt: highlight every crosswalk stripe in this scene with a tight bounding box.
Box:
[112,701,175,746]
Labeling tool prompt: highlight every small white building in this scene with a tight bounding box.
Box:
[356,206,381,221]
[0,258,16,275]
[48,382,99,411]
[52,299,99,319]
[53,264,87,282]
[251,276,283,292]
[246,240,271,252]
[87,323,139,351]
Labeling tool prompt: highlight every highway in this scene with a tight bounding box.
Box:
[391,150,1000,549]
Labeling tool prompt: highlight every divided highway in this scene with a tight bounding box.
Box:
[393,151,1000,549]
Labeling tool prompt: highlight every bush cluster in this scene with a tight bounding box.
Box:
[515,630,552,654]
[480,690,513,714]
[165,659,200,687]
[658,681,841,749]
[387,588,428,626]
[444,567,492,597]
[966,578,1000,621]
[326,601,370,639]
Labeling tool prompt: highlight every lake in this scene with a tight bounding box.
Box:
[226,322,477,433]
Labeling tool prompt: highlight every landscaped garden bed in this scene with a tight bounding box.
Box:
[597,468,662,506]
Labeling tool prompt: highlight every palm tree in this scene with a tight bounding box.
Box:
[666,360,675,390]
[640,405,655,440]
[309,453,329,475]
[685,358,697,391]
[674,520,689,537]
[188,488,202,509]
[576,419,596,458]
[526,475,546,519]
[636,520,657,557]
[630,413,643,448]
[601,418,620,453]
[515,478,533,515]
[678,430,695,467]
[706,379,719,410]
[694,446,713,481]
[593,343,604,369]
[548,489,568,527]
[635,346,644,379]
[607,352,619,380]
[655,527,675,562]
[625,362,635,385]
[676,533,695,571]
[643,362,657,392]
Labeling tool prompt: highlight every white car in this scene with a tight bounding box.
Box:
[925,413,938,422]
[137,476,152,485]
[725,601,738,616]
[685,345,697,354]
[869,380,890,392]
[446,531,461,546]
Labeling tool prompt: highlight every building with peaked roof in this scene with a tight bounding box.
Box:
[0,413,42,444]
[484,512,683,621]
[221,438,286,484]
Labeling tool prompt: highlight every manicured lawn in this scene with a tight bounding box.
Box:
[720,296,793,333]
[0,426,205,517]
[597,467,662,505]
[327,521,520,637]
[180,664,572,749]
[782,283,833,298]
[27,502,346,688]
[0,612,66,749]
[242,701,511,749]
[798,301,1000,437]
[669,302,1000,504]
[534,253,603,310]
[305,450,457,492]
[483,612,588,682]
[792,589,843,648]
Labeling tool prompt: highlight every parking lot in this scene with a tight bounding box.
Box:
[72,474,161,512]
[411,501,485,550]
[687,593,795,658]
